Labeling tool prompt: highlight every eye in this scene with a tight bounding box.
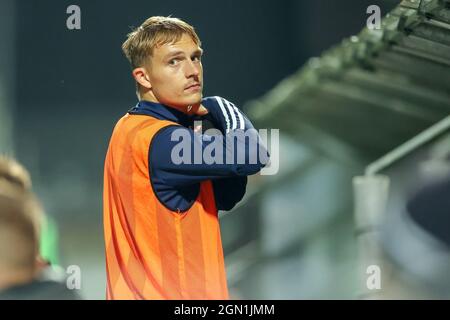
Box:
[169,58,180,66]
[192,55,202,62]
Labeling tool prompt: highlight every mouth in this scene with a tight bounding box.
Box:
[185,83,202,91]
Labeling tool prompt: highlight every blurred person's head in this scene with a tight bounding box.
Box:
[0,155,32,191]
[380,176,450,298]
[0,156,42,238]
[122,16,203,112]
[0,182,40,291]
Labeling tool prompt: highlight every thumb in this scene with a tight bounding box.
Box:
[190,103,208,116]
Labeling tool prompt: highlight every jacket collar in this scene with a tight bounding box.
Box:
[128,100,192,127]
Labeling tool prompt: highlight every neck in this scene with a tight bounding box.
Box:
[139,90,158,104]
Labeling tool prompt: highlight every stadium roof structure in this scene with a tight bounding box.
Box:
[247,0,450,162]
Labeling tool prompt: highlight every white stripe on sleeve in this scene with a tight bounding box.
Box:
[224,99,237,130]
[231,102,245,130]
[214,96,231,133]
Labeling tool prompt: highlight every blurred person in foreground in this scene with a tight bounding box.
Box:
[103,16,269,299]
[0,156,60,267]
[0,157,79,300]
[381,146,450,299]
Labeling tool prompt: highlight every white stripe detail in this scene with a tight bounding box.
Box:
[215,96,231,133]
[224,99,237,130]
[231,102,245,130]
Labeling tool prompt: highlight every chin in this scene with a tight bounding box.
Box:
[185,93,203,105]
[166,92,203,109]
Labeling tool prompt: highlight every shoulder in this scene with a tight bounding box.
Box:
[202,96,237,108]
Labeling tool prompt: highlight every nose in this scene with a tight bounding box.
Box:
[185,59,200,78]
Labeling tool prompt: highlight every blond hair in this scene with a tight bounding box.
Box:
[122,16,201,69]
[0,155,32,191]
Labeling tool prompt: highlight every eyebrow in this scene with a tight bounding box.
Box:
[164,48,203,60]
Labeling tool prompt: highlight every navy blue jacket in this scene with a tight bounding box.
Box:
[128,96,269,213]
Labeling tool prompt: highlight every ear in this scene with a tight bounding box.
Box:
[132,67,152,90]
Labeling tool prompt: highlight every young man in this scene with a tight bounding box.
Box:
[103,16,268,300]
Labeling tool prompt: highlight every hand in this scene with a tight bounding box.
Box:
[188,103,209,116]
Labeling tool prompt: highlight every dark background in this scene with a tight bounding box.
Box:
[13,0,396,217]
[2,0,399,298]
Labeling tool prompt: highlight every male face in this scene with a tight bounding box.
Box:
[145,33,203,109]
